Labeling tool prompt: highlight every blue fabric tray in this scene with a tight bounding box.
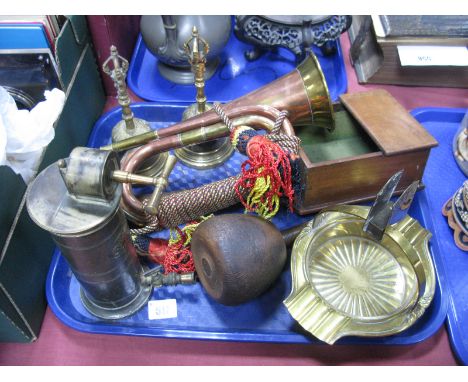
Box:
[413,107,468,365]
[45,103,448,344]
[126,33,347,104]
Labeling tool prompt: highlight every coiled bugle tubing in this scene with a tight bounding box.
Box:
[120,105,296,228]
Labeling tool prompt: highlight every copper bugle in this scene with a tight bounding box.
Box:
[101,53,334,152]
[117,53,334,226]
[120,106,296,224]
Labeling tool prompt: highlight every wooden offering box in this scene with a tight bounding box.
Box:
[294,89,438,215]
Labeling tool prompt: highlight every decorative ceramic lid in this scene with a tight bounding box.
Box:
[443,180,468,251]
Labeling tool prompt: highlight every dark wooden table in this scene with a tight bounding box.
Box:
[0,32,466,366]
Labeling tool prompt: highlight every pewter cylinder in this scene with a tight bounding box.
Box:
[26,154,152,320]
[52,207,148,319]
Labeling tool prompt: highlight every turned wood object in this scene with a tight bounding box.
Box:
[191,214,296,306]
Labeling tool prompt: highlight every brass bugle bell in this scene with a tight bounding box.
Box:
[101,53,335,153]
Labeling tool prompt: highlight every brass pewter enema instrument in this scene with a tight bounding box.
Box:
[26,147,193,320]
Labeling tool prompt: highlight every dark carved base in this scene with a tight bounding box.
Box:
[235,15,352,62]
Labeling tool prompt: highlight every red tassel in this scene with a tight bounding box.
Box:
[235,135,294,218]
[147,238,168,265]
[163,226,196,274]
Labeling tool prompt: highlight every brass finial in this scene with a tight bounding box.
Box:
[102,46,135,131]
[184,26,210,113]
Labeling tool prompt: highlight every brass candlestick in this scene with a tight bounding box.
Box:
[103,46,167,176]
[174,27,233,169]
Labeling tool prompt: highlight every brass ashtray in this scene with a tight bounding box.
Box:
[284,173,436,344]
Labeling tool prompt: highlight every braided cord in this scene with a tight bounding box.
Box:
[144,175,244,229]
[213,102,235,132]
[129,199,162,235]
[268,108,301,155]
[130,105,299,233]
[212,103,300,154]
[266,133,301,155]
[272,110,289,134]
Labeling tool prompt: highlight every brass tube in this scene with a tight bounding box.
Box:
[144,155,178,215]
[161,104,295,137]
[101,130,159,151]
[111,170,158,186]
[102,104,293,152]
[179,124,231,146]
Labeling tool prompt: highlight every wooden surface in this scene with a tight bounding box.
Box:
[376,16,468,38]
[372,38,468,88]
[0,309,458,365]
[0,30,466,366]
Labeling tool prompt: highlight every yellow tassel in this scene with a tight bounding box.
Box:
[231,126,252,148]
[245,173,280,219]
[168,214,214,246]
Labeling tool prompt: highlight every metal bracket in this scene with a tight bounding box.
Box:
[142,266,196,287]
[363,170,420,241]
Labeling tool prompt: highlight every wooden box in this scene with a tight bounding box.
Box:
[293,89,438,215]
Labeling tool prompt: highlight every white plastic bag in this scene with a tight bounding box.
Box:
[0,86,15,167]
[0,86,65,183]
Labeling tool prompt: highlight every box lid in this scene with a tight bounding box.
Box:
[340,89,438,155]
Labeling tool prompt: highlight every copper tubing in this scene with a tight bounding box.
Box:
[105,105,295,152]
[120,106,295,220]
[103,53,333,152]
[156,104,294,139]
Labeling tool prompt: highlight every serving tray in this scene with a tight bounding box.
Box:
[413,107,468,364]
[126,33,347,104]
[44,103,448,344]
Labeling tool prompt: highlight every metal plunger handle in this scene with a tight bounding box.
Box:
[109,155,177,214]
[144,155,178,215]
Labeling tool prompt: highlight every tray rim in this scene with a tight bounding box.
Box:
[126,33,348,104]
[43,105,450,345]
[45,191,448,345]
[412,106,468,364]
